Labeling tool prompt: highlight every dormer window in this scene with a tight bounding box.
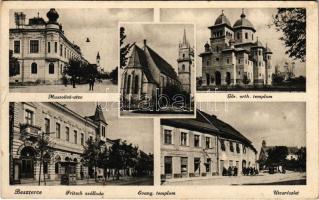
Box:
[102,125,106,137]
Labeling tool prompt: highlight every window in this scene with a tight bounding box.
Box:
[65,127,69,141]
[47,42,51,53]
[60,44,63,56]
[226,58,229,64]
[126,75,131,94]
[237,32,240,39]
[54,42,57,53]
[44,118,50,133]
[236,143,240,153]
[64,47,66,58]
[182,64,185,71]
[245,32,248,39]
[81,133,84,145]
[238,59,241,64]
[181,132,188,146]
[49,63,54,74]
[259,61,261,66]
[230,141,234,152]
[164,129,173,144]
[102,126,106,137]
[164,156,172,176]
[216,58,219,61]
[25,109,33,125]
[252,34,254,40]
[206,158,211,172]
[56,123,61,139]
[134,75,139,94]
[183,54,185,58]
[30,40,39,53]
[216,46,219,53]
[220,139,226,151]
[194,135,200,147]
[206,137,211,149]
[181,157,188,176]
[31,63,37,74]
[238,71,241,75]
[258,50,261,56]
[206,60,210,66]
[74,130,77,144]
[243,146,246,154]
[14,41,20,53]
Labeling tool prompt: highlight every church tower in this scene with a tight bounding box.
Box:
[177,29,193,93]
[92,104,107,142]
[96,52,101,70]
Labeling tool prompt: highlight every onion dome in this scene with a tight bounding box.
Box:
[233,9,256,32]
[47,8,59,23]
[214,10,231,27]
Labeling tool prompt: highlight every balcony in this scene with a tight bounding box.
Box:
[20,123,41,137]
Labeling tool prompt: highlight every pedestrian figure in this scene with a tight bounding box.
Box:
[228,166,232,176]
[91,76,95,91]
[63,76,68,87]
[71,76,76,88]
[234,166,238,176]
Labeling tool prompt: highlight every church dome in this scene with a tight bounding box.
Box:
[233,9,255,32]
[214,11,231,27]
[47,8,59,23]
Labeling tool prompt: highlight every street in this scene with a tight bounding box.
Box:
[10,80,118,93]
[162,171,306,185]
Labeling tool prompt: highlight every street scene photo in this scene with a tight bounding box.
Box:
[9,8,154,93]
[161,8,306,92]
[120,23,195,117]
[9,102,154,185]
[160,102,306,185]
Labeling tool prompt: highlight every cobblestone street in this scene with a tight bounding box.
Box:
[10,80,118,93]
[162,171,306,185]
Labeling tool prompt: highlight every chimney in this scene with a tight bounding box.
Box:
[143,39,147,47]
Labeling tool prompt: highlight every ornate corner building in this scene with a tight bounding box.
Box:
[9,102,111,184]
[160,109,257,179]
[199,10,274,86]
[121,30,194,106]
[9,9,90,84]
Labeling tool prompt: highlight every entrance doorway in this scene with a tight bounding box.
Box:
[215,71,221,85]
[206,74,210,85]
[164,156,172,178]
[226,72,231,85]
[20,147,36,179]
[194,158,200,176]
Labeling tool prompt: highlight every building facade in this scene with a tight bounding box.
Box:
[10,9,88,84]
[199,9,274,86]
[120,30,194,107]
[9,102,111,184]
[161,109,257,180]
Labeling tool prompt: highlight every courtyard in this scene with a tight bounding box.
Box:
[9,79,118,93]
[162,171,306,185]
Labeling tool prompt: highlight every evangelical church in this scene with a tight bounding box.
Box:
[120,30,194,107]
[199,9,274,86]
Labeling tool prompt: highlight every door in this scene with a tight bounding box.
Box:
[226,72,231,85]
[206,74,210,85]
[164,156,172,178]
[215,71,221,85]
[194,158,200,176]
[20,147,35,179]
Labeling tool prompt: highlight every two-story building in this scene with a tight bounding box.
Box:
[10,9,89,84]
[9,102,110,184]
[161,109,257,180]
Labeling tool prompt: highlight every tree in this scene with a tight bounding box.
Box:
[81,137,102,181]
[242,74,250,85]
[272,8,306,62]
[108,140,124,180]
[272,73,284,85]
[65,58,81,78]
[109,66,118,84]
[296,147,306,171]
[120,27,134,69]
[265,146,288,169]
[9,50,20,77]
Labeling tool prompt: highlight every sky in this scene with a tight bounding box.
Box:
[197,102,306,153]
[63,102,154,154]
[161,8,306,77]
[10,8,154,73]
[122,23,194,74]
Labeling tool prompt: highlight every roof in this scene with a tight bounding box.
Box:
[214,12,232,27]
[87,104,107,124]
[127,44,156,83]
[145,44,179,80]
[161,109,256,152]
[233,10,256,32]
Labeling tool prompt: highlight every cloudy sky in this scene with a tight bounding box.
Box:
[10,8,154,73]
[161,8,306,77]
[122,23,194,73]
[197,102,306,153]
[63,102,154,154]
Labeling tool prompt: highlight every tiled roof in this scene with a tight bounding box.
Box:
[161,109,256,152]
[145,45,178,80]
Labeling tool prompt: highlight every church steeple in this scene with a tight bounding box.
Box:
[93,104,107,124]
[180,28,189,48]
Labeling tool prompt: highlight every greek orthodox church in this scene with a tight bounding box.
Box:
[199,9,274,86]
[121,30,193,105]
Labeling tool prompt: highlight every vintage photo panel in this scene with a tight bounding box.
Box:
[120,23,195,117]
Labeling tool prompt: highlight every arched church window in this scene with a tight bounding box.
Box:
[134,75,139,94]
[31,62,37,74]
[127,75,131,94]
[183,54,185,58]
[49,63,54,74]
[252,34,254,40]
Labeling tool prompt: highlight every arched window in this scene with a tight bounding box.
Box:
[182,64,185,71]
[134,75,139,94]
[31,62,37,74]
[49,63,54,74]
[127,75,131,94]
[183,54,185,58]
[245,33,248,39]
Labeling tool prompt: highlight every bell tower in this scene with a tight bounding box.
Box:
[96,52,101,69]
[177,29,193,93]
